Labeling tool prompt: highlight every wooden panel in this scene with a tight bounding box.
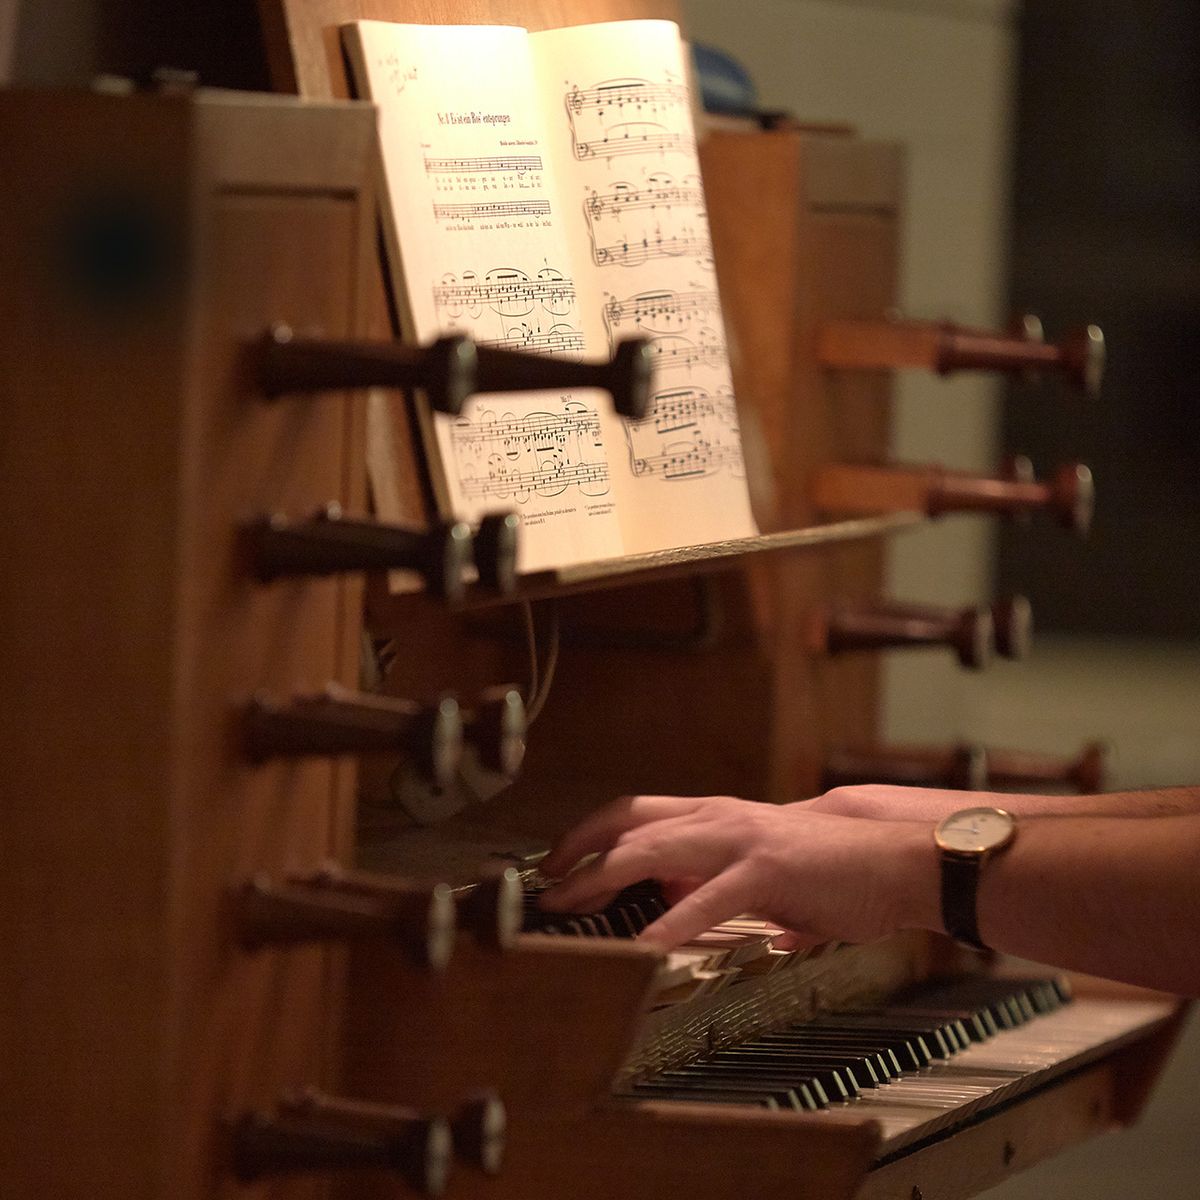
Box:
[261,0,682,98]
[858,1059,1124,1200]
[0,91,375,1200]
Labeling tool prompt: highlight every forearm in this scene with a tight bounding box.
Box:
[817,783,1200,821]
[899,811,1200,996]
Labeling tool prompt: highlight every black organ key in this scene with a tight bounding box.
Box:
[644,1074,817,1112]
[733,1038,893,1084]
[706,1052,861,1099]
[627,1082,783,1110]
[808,1013,958,1060]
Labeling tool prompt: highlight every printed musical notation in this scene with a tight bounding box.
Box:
[584,174,710,270]
[593,228,711,269]
[424,154,543,175]
[586,180,704,222]
[603,288,722,336]
[625,387,744,482]
[433,266,583,357]
[484,326,585,355]
[433,199,552,221]
[434,268,576,316]
[566,80,689,115]
[648,334,728,374]
[451,401,610,502]
[565,75,693,163]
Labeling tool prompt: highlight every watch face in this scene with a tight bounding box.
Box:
[934,807,1016,854]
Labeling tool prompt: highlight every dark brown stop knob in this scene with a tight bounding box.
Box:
[242,684,463,790]
[454,866,524,950]
[257,325,478,414]
[812,460,1094,536]
[474,336,653,419]
[472,512,521,596]
[822,739,1106,793]
[228,1109,451,1193]
[812,600,994,670]
[986,741,1108,793]
[279,1088,506,1176]
[256,324,653,419]
[822,742,989,790]
[246,504,474,601]
[463,687,527,781]
[817,316,1105,396]
[234,874,456,970]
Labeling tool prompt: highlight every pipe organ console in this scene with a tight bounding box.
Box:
[0,5,1186,1200]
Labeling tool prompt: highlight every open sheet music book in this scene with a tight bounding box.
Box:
[343,19,758,573]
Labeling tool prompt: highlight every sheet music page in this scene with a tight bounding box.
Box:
[343,22,625,573]
[529,20,759,553]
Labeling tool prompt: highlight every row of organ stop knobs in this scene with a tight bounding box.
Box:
[224,309,1105,1188]
[809,311,1106,792]
[227,328,654,1188]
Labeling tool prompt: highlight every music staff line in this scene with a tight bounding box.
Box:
[573,131,695,162]
[567,80,689,115]
[480,328,585,356]
[450,410,602,447]
[594,230,712,269]
[434,278,577,309]
[434,199,552,221]
[603,288,721,327]
[424,154,543,175]
[631,442,744,481]
[459,460,610,499]
[587,183,705,222]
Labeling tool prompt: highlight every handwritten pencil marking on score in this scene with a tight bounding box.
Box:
[451,402,611,502]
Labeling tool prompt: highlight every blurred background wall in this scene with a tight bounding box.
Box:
[6,1,1199,1196]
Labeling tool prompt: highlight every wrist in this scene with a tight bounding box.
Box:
[888,820,943,932]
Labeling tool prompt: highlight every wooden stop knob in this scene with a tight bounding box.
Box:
[228,1108,451,1193]
[247,504,473,601]
[812,460,1094,536]
[812,600,994,669]
[234,874,457,970]
[822,743,988,790]
[242,685,463,790]
[817,316,1105,396]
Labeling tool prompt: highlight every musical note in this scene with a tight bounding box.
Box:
[593,229,711,269]
[451,401,611,502]
[602,289,721,333]
[432,267,582,356]
[646,333,728,374]
[424,154,543,175]
[624,387,745,482]
[433,199,552,221]
[481,326,586,356]
[572,129,693,162]
[586,181,705,223]
[434,272,576,314]
[566,80,689,116]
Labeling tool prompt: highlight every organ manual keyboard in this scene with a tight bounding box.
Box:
[0,3,1188,1199]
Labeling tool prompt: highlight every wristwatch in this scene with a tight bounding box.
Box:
[933,806,1017,950]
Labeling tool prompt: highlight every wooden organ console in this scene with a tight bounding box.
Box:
[0,3,1188,1200]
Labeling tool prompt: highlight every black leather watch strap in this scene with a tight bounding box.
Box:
[940,852,987,950]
